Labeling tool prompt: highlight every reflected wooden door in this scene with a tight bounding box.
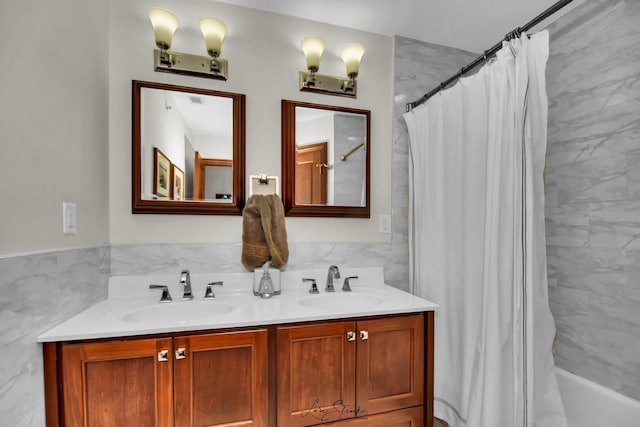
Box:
[295,142,327,205]
[194,151,233,200]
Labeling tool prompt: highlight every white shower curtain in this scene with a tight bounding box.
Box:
[404,31,566,427]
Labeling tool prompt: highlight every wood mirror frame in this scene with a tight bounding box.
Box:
[281,99,370,218]
[132,80,245,215]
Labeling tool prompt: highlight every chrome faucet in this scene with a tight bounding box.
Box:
[325,265,340,292]
[179,269,194,300]
[342,276,358,292]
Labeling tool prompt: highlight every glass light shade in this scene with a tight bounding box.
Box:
[199,18,228,57]
[340,43,365,78]
[148,7,180,50]
[300,37,325,72]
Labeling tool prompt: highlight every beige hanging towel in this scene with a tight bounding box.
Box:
[241,194,289,271]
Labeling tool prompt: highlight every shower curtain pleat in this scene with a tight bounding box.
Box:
[404,31,566,427]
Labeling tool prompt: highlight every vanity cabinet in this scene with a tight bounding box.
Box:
[52,329,268,427]
[276,314,425,427]
[44,312,433,427]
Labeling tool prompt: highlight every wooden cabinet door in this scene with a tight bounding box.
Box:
[355,314,424,416]
[173,329,268,427]
[60,337,173,427]
[277,321,357,427]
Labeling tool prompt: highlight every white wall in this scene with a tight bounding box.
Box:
[109,0,393,244]
[0,0,110,256]
[142,87,191,197]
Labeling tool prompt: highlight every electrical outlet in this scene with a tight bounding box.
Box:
[63,202,77,235]
[379,214,391,234]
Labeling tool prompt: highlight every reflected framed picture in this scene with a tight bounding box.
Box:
[153,147,171,198]
[172,164,185,201]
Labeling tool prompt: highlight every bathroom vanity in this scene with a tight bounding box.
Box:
[39,268,437,427]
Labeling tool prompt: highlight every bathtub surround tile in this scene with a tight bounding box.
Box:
[545,0,640,402]
[626,151,640,200]
[623,250,640,304]
[0,246,110,426]
[545,148,627,205]
[551,246,627,301]
[545,204,590,247]
[553,291,640,399]
[588,202,640,249]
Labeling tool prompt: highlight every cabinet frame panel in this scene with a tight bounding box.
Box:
[277,321,358,427]
[355,314,425,416]
[173,329,269,427]
[60,337,174,427]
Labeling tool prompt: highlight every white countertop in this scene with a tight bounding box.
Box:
[37,267,438,342]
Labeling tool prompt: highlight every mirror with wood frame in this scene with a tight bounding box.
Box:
[281,100,370,217]
[132,81,245,215]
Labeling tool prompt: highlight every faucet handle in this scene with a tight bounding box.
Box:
[303,278,319,294]
[149,284,172,303]
[342,276,358,292]
[180,269,191,283]
[204,281,223,299]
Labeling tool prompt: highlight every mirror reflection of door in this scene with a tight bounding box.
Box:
[295,142,327,205]
[281,99,370,217]
[293,106,367,207]
[194,152,233,201]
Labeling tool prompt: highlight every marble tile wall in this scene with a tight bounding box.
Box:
[0,246,110,426]
[545,0,640,401]
[111,242,407,290]
[391,36,478,290]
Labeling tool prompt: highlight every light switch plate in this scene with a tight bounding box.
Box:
[379,214,391,234]
[63,202,77,235]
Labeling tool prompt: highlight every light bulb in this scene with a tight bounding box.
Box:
[341,43,365,78]
[148,7,180,50]
[199,18,227,57]
[301,37,325,73]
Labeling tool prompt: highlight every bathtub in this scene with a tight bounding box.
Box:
[556,368,640,427]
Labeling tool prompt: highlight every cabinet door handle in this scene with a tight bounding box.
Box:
[158,350,169,362]
[347,331,356,342]
[175,347,187,360]
[360,330,369,341]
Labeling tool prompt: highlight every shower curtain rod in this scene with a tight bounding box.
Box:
[405,0,575,112]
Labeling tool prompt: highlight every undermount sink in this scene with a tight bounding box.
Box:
[122,301,234,324]
[297,292,385,311]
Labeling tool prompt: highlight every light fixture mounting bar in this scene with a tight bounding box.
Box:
[299,71,357,98]
[153,49,228,81]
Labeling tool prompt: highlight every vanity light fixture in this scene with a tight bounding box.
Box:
[299,37,365,98]
[148,7,228,80]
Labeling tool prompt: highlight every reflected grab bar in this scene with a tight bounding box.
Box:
[340,140,365,161]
